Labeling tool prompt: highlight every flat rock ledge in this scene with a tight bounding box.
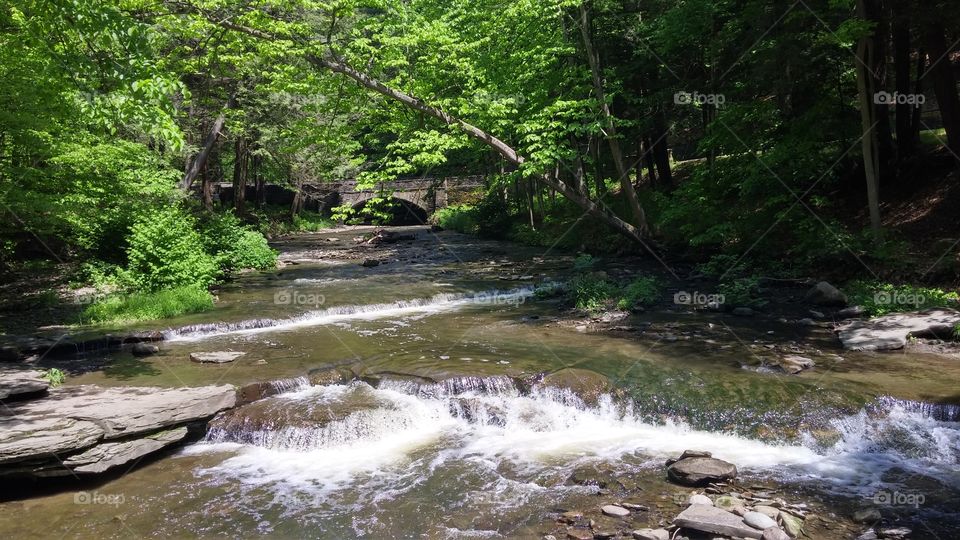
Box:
[0,383,235,478]
[0,368,49,401]
[837,308,960,351]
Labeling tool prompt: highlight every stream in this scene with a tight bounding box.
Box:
[2,226,959,539]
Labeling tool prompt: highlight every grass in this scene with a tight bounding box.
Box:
[617,276,662,310]
[433,204,479,234]
[845,280,959,316]
[80,285,214,324]
[919,127,948,149]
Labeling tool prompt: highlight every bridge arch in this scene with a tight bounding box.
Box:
[349,195,429,225]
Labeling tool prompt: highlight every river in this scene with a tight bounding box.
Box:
[2,226,959,539]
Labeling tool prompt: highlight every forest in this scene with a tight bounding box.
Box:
[1,1,959,539]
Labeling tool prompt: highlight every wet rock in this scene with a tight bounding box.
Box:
[744,511,778,530]
[0,416,103,464]
[762,527,792,540]
[688,494,713,506]
[778,512,803,537]
[856,530,879,540]
[777,355,814,374]
[190,351,245,364]
[566,528,593,540]
[732,307,755,317]
[537,368,611,405]
[808,310,825,319]
[361,259,380,267]
[0,369,49,401]
[665,449,712,466]
[673,504,763,539]
[804,281,847,306]
[632,529,669,540]
[62,426,188,474]
[714,495,746,514]
[878,527,911,538]
[838,308,960,351]
[308,366,351,386]
[753,505,780,519]
[667,456,737,486]
[838,305,866,319]
[131,343,159,357]
[559,511,583,524]
[600,504,630,517]
[852,508,882,524]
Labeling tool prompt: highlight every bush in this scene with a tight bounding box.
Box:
[570,274,618,312]
[845,281,959,316]
[125,207,218,291]
[617,276,662,310]
[200,212,277,272]
[433,204,479,234]
[718,276,763,308]
[508,223,549,246]
[42,368,66,387]
[81,285,214,323]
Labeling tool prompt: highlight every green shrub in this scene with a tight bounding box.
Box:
[200,212,277,272]
[845,281,959,316]
[617,276,662,310]
[570,274,618,312]
[42,368,66,387]
[508,223,549,246]
[81,285,214,324]
[125,207,218,291]
[718,276,763,308]
[433,204,479,234]
[573,254,596,272]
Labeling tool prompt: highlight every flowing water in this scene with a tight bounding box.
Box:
[4,226,960,539]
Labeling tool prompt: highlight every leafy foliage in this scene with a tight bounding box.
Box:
[125,207,218,292]
[845,281,960,317]
[81,286,214,324]
[617,277,662,310]
[200,213,277,272]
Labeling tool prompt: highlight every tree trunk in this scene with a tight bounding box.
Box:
[652,108,672,187]
[871,0,894,171]
[233,137,248,214]
[856,0,882,235]
[922,22,960,158]
[891,0,915,159]
[181,108,228,191]
[579,2,648,234]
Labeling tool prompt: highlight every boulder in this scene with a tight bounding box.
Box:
[600,504,630,517]
[537,368,611,405]
[667,456,737,486]
[673,504,763,539]
[665,449,712,466]
[779,512,803,537]
[131,343,159,357]
[732,307,755,317]
[190,351,245,364]
[632,529,669,540]
[838,308,960,351]
[804,281,847,306]
[0,369,49,401]
[361,259,381,268]
[777,355,814,374]
[744,511,778,530]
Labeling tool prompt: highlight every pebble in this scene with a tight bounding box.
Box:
[600,504,630,518]
[744,511,778,530]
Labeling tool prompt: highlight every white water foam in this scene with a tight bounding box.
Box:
[165,287,535,342]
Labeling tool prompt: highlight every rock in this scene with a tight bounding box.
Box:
[0,416,103,464]
[762,527,792,540]
[131,343,159,357]
[620,503,649,511]
[308,366,351,386]
[852,508,882,524]
[689,494,713,506]
[559,511,583,523]
[744,511,778,530]
[837,305,866,319]
[838,308,960,351]
[600,504,630,517]
[62,426,188,474]
[190,351,245,364]
[856,530,879,540]
[797,318,816,326]
[804,281,847,306]
[878,527,911,539]
[673,504,763,539]
[713,495,746,514]
[808,310,825,319]
[778,512,803,537]
[632,529,669,540]
[0,369,49,401]
[753,505,780,519]
[777,355,814,374]
[665,449,712,466]
[566,529,593,540]
[537,368,611,405]
[361,258,380,267]
[667,456,737,486]
[732,307,755,316]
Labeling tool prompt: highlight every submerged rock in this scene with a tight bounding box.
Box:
[190,351,245,364]
[537,368,611,404]
[667,456,737,486]
[131,343,159,357]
